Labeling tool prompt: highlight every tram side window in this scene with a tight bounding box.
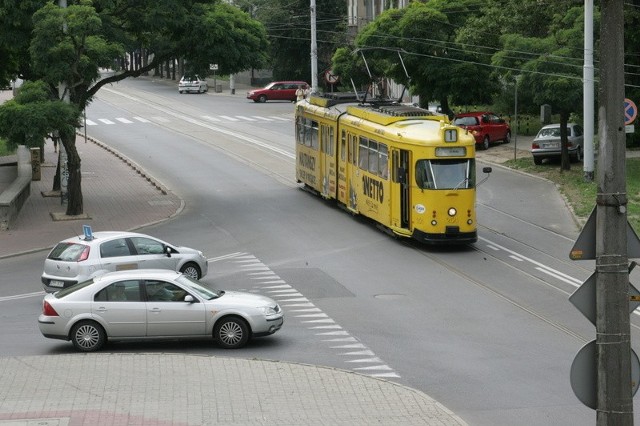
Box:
[321,125,335,155]
[310,121,319,150]
[368,141,378,174]
[350,135,357,165]
[359,137,369,170]
[328,127,335,156]
[340,130,346,161]
[296,116,305,145]
[378,144,388,179]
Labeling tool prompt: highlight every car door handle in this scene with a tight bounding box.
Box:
[149,307,161,313]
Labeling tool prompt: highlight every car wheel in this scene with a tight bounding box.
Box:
[179,90,183,94]
[533,156,543,165]
[258,95,267,103]
[481,135,490,150]
[214,316,249,349]
[180,262,201,280]
[504,131,511,144]
[70,320,106,352]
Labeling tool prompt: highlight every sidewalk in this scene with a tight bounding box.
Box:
[0,88,468,425]
[0,133,183,258]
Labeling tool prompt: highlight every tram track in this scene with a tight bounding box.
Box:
[400,236,592,344]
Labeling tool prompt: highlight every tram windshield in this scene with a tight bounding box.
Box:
[415,159,476,190]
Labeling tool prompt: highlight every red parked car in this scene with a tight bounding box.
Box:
[453,112,511,150]
[246,81,309,103]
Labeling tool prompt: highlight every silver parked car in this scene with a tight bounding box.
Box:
[178,74,208,94]
[531,123,584,165]
[38,270,284,351]
[41,231,208,292]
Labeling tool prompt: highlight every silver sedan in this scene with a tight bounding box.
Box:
[531,123,584,165]
[38,270,284,352]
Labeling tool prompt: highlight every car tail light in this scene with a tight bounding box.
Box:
[78,246,90,262]
[43,300,59,316]
[532,143,540,149]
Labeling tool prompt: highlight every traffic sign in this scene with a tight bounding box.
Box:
[570,340,640,409]
[324,69,339,84]
[625,98,637,125]
[569,206,640,260]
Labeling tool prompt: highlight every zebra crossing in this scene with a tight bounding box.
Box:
[84,114,292,126]
[210,252,401,379]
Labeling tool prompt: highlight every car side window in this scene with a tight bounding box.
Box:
[574,125,583,136]
[95,280,141,302]
[145,280,188,302]
[100,238,133,258]
[130,237,165,255]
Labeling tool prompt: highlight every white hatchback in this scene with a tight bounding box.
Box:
[178,74,208,94]
[41,231,208,292]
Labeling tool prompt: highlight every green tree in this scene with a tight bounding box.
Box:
[331,0,494,115]
[0,0,269,215]
[0,80,77,149]
[248,0,347,87]
[492,5,591,170]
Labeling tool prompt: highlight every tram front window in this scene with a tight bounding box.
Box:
[415,159,475,190]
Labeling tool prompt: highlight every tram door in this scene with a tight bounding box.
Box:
[319,124,335,198]
[392,149,411,229]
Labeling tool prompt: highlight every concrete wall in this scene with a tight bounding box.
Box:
[0,146,32,231]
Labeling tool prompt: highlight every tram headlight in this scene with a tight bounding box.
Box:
[467,219,473,225]
[448,208,457,217]
[431,220,437,226]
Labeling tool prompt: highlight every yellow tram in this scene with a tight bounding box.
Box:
[295,93,490,245]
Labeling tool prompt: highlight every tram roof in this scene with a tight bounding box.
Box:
[306,92,448,126]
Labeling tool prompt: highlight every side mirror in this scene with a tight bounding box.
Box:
[165,246,172,257]
[184,295,195,303]
[477,167,492,187]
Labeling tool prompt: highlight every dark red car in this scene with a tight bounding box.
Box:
[453,112,511,150]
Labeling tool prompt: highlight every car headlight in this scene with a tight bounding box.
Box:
[259,305,280,316]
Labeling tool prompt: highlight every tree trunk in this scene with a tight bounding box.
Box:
[60,131,83,215]
[560,111,571,171]
[52,152,60,192]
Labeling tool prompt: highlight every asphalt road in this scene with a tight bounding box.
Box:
[2,77,639,425]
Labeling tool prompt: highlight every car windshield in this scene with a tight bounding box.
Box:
[537,127,562,138]
[47,242,88,261]
[453,116,478,126]
[415,159,475,190]
[176,275,223,300]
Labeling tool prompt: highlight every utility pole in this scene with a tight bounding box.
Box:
[310,0,318,93]
[596,0,633,423]
[583,0,595,182]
